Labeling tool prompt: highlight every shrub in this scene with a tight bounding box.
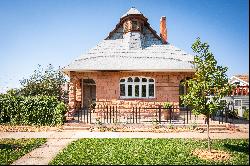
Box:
[163,102,173,109]
[227,109,238,119]
[0,94,67,126]
[243,108,249,120]
[18,64,68,103]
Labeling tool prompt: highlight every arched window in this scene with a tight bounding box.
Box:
[120,76,155,98]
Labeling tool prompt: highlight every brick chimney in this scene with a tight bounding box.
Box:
[160,16,167,44]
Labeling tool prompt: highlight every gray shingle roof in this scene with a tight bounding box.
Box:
[63,39,194,72]
[62,7,195,74]
[121,7,144,18]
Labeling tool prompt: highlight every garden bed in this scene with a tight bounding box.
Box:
[0,125,63,132]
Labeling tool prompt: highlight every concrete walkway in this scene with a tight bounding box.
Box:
[1,130,249,139]
[11,138,76,165]
[1,130,248,165]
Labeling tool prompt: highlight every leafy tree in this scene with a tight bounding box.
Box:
[6,88,20,96]
[19,64,68,102]
[180,38,232,152]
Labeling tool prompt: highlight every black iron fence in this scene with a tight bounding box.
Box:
[75,105,206,124]
[211,102,249,124]
[68,102,248,125]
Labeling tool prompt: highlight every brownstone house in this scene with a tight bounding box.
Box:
[62,7,195,113]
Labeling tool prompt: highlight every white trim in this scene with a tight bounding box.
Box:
[230,76,249,86]
[119,76,155,99]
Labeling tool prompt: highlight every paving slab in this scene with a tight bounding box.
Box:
[11,138,76,165]
[1,130,249,139]
[0,131,56,139]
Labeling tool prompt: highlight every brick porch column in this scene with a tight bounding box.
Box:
[69,77,77,109]
[76,78,82,109]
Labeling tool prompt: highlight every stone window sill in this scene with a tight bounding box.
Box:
[118,97,156,100]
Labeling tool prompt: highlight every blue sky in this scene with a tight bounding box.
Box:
[0,0,249,93]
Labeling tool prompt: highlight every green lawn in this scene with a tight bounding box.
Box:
[50,138,249,165]
[0,138,46,165]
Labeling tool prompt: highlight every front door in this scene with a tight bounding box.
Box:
[82,79,96,109]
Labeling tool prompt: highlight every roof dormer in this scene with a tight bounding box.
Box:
[120,7,147,34]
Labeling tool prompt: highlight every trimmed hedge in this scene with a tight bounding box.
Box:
[0,94,67,126]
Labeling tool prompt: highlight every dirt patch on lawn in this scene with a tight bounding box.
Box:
[192,149,231,161]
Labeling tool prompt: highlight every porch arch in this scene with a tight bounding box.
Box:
[82,79,96,109]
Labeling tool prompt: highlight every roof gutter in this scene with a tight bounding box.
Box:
[61,68,196,75]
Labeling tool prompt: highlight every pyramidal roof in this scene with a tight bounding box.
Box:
[62,7,195,74]
[121,7,144,18]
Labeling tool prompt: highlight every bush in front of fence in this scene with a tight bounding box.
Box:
[243,108,249,120]
[0,94,67,126]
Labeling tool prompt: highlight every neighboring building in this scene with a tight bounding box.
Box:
[62,7,195,111]
[229,75,249,87]
[223,74,249,117]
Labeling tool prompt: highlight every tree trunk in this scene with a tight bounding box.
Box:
[206,114,211,152]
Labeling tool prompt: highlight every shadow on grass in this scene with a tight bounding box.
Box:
[223,142,249,155]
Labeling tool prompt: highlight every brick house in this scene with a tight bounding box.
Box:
[62,7,195,112]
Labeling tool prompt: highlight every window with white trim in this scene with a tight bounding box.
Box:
[120,76,155,98]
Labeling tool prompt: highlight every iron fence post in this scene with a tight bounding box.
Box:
[136,107,138,123]
[159,106,161,124]
[115,106,118,123]
[86,109,88,123]
[170,107,172,123]
[80,109,82,122]
[78,109,80,123]
[139,107,141,123]
[112,106,115,123]
[90,108,92,124]
[106,106,108,123]
[132,107,134,123]
[83,108,85,123]
[110,106,112,123]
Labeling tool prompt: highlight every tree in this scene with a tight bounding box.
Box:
[19,64,68,102]
[180,38,232,152]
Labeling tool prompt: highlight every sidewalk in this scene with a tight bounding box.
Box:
[1,130,249,139]
[11,138,76,165]
[1,130,248,165]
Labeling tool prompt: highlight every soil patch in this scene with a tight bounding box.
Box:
[192,149,231,161]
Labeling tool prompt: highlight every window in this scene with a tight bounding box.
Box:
[119,76,155,98]
[120,79,125,97]
[132,20,139,30]
[234,99,242,107]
